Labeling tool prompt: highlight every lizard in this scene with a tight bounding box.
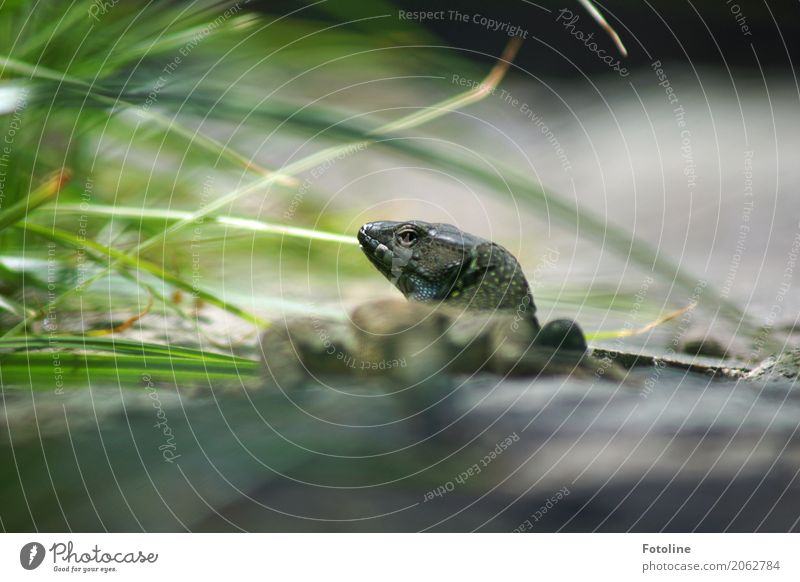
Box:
[356,220,588,351]
[259,219,786,389]
[355,221,763,377]
[260,220,615,388]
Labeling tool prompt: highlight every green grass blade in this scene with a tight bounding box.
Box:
[0,294,34,318]
[0,352,260,388]
[0,335,255,364]
[17,221,267,327]
[50,204,357,245]
[0,56,293,184]
[0,169,69,232]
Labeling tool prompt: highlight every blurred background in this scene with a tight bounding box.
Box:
[1,0,800,532]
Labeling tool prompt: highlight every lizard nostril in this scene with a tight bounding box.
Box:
[358,229,379,251]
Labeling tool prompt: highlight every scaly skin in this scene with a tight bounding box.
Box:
[357,221,540,326]
[357,220,587,352]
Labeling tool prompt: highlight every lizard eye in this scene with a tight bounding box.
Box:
[396,228,419,247]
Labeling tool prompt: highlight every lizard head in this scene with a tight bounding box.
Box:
[357,220,538,329]
[357,220,474,302]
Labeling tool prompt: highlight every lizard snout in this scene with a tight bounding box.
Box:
[357,224,380,251]
[358,221,396,243]
[358,222,397,271]
[357,224,369,245]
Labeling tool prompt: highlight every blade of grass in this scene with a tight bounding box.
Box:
[120,107,298,185]
[85,293,154,336]
[0,335,255,364]
[110,7,256,64]
[0,56,296,186]
[17,221,267,327]
[585,303,694,341]
[50,204,357,245]
[0,352,260,388]
[578,0,628,57]
[0,169,70,232]
[373,37,523,134]
[0,294,34,318]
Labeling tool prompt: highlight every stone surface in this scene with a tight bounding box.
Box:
[2,364,799,532]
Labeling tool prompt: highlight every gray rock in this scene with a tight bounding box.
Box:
[747,349,800,380]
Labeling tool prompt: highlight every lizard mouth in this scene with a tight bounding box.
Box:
[357,226,395,275]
